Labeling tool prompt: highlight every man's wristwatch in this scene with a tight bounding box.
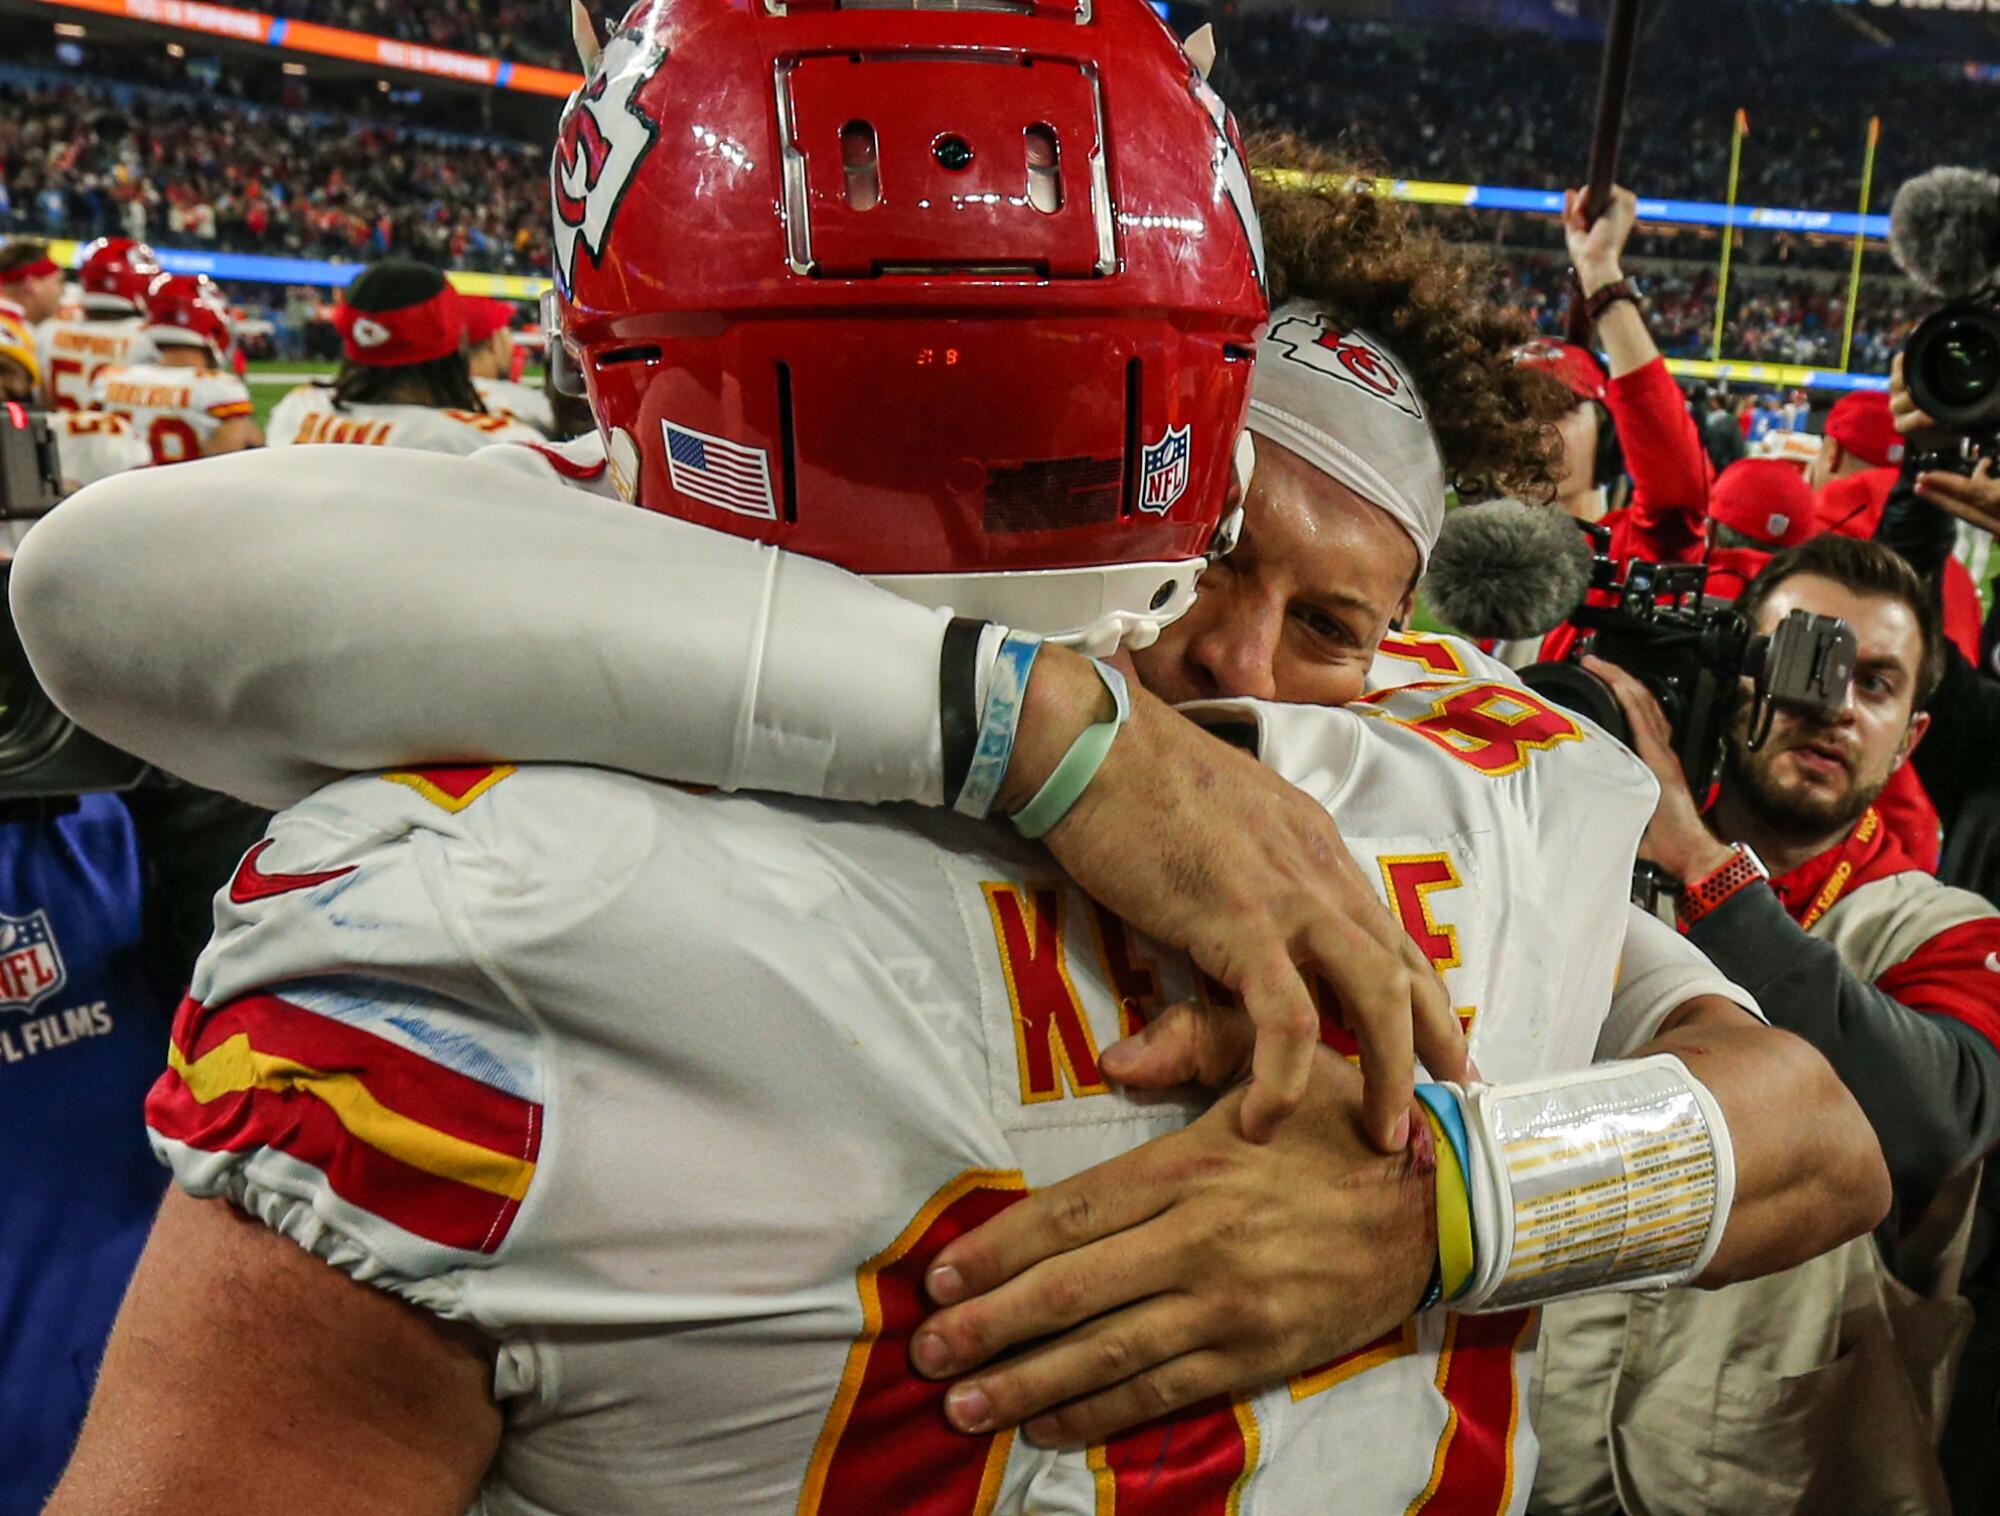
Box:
[1675,844,1769,928]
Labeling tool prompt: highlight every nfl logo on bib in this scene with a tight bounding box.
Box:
[0,909,66,1015]
[1139,425,1191,514]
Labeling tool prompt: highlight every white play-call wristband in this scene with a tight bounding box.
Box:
[1439,1054,1736,1313]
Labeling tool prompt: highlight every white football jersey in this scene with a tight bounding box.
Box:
[152,680,1658,1516]
[1365,627,1758,1053]
[50,410,150,490]
[89,363,254,465]
[473,376,556,436]
[38,316,156,412]
[471,430,622,501]
[267,386,542,455]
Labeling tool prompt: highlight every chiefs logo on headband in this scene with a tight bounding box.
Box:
[1265,313,1424,421]
[552,29,668,294]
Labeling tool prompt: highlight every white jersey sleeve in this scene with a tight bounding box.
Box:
[15,447,951,811]
[1595,903,1764,1059]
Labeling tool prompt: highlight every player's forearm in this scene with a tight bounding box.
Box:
[1591,297,1659,381]
[14,450,956,809]
[1638,1008,1889,1286]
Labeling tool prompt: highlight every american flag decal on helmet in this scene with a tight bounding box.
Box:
[1138,425,1191,515]
[663,419,777,520]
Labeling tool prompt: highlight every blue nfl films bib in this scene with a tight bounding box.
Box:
[0,794,177,1515]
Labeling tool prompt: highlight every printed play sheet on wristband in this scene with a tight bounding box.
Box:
[1487,1063,1717,1307]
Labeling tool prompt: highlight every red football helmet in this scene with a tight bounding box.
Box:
[77,237,163,314]
[550,0,1267,649]
[143,273,235,366]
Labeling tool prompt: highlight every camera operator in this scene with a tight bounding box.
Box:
[1508,186,1714,665]
[0,407,268,1513]
[1531,534,2000,1516]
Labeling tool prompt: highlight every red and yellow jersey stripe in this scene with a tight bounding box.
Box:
[147,990,541,1255]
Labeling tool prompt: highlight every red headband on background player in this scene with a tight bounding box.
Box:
[332,285,466,367]
[0,257,58,287]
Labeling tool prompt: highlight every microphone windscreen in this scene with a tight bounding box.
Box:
[1421,499,1593,641]
[1889,167,2000,299]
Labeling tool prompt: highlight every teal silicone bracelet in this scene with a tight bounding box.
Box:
[1010,660,1131,840]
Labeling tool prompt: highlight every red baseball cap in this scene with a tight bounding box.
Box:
[1823,390,1904,470]
[463,296,516,346]
[1709,458,1817,549]
[1511,338,1608,403]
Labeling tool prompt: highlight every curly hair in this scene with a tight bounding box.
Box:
[1249,136,1564,503]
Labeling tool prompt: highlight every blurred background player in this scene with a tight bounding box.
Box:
[0,308,148,505]
[89,275,261,466]
[0,239,66,329]
[37,238,160,413]
[464,296,554,436]
[266,260,540,455]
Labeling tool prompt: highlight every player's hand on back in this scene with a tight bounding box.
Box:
[907,1049,1437,1445]
[1000,647,1465,1149]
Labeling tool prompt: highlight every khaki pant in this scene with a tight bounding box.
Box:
[1531,1168,1979,1516]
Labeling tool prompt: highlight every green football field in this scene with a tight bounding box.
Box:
[243,359,336,431]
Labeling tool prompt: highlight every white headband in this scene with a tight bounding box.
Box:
[1247,301,1448,570]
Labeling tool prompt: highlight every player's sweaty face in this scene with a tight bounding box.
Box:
[1723,573,1928,838]
[1131,434,1417,709]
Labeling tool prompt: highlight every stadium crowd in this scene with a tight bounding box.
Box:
[0,78,550,272]
[12,2,2000,1514]
[262,0,578,69]
[1488,256,1922,369]
[1227,6,2000,208]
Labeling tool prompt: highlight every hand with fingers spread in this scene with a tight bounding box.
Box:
[1580,655,1733,884]
[1001,651,1465,1148]
[909,1049,1437,1447]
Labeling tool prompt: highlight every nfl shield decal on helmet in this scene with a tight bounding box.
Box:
[1139,425,1192,515]
[552,30,668,294]
[0,909,66,1016]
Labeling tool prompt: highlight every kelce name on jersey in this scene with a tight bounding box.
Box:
[976,849,1476,1115]
[0,1001,117,1064]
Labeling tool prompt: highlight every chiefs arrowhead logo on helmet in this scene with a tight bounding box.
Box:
[1266,314,1425,421]
[1190,72,1265,296]
[552,30,668,294]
